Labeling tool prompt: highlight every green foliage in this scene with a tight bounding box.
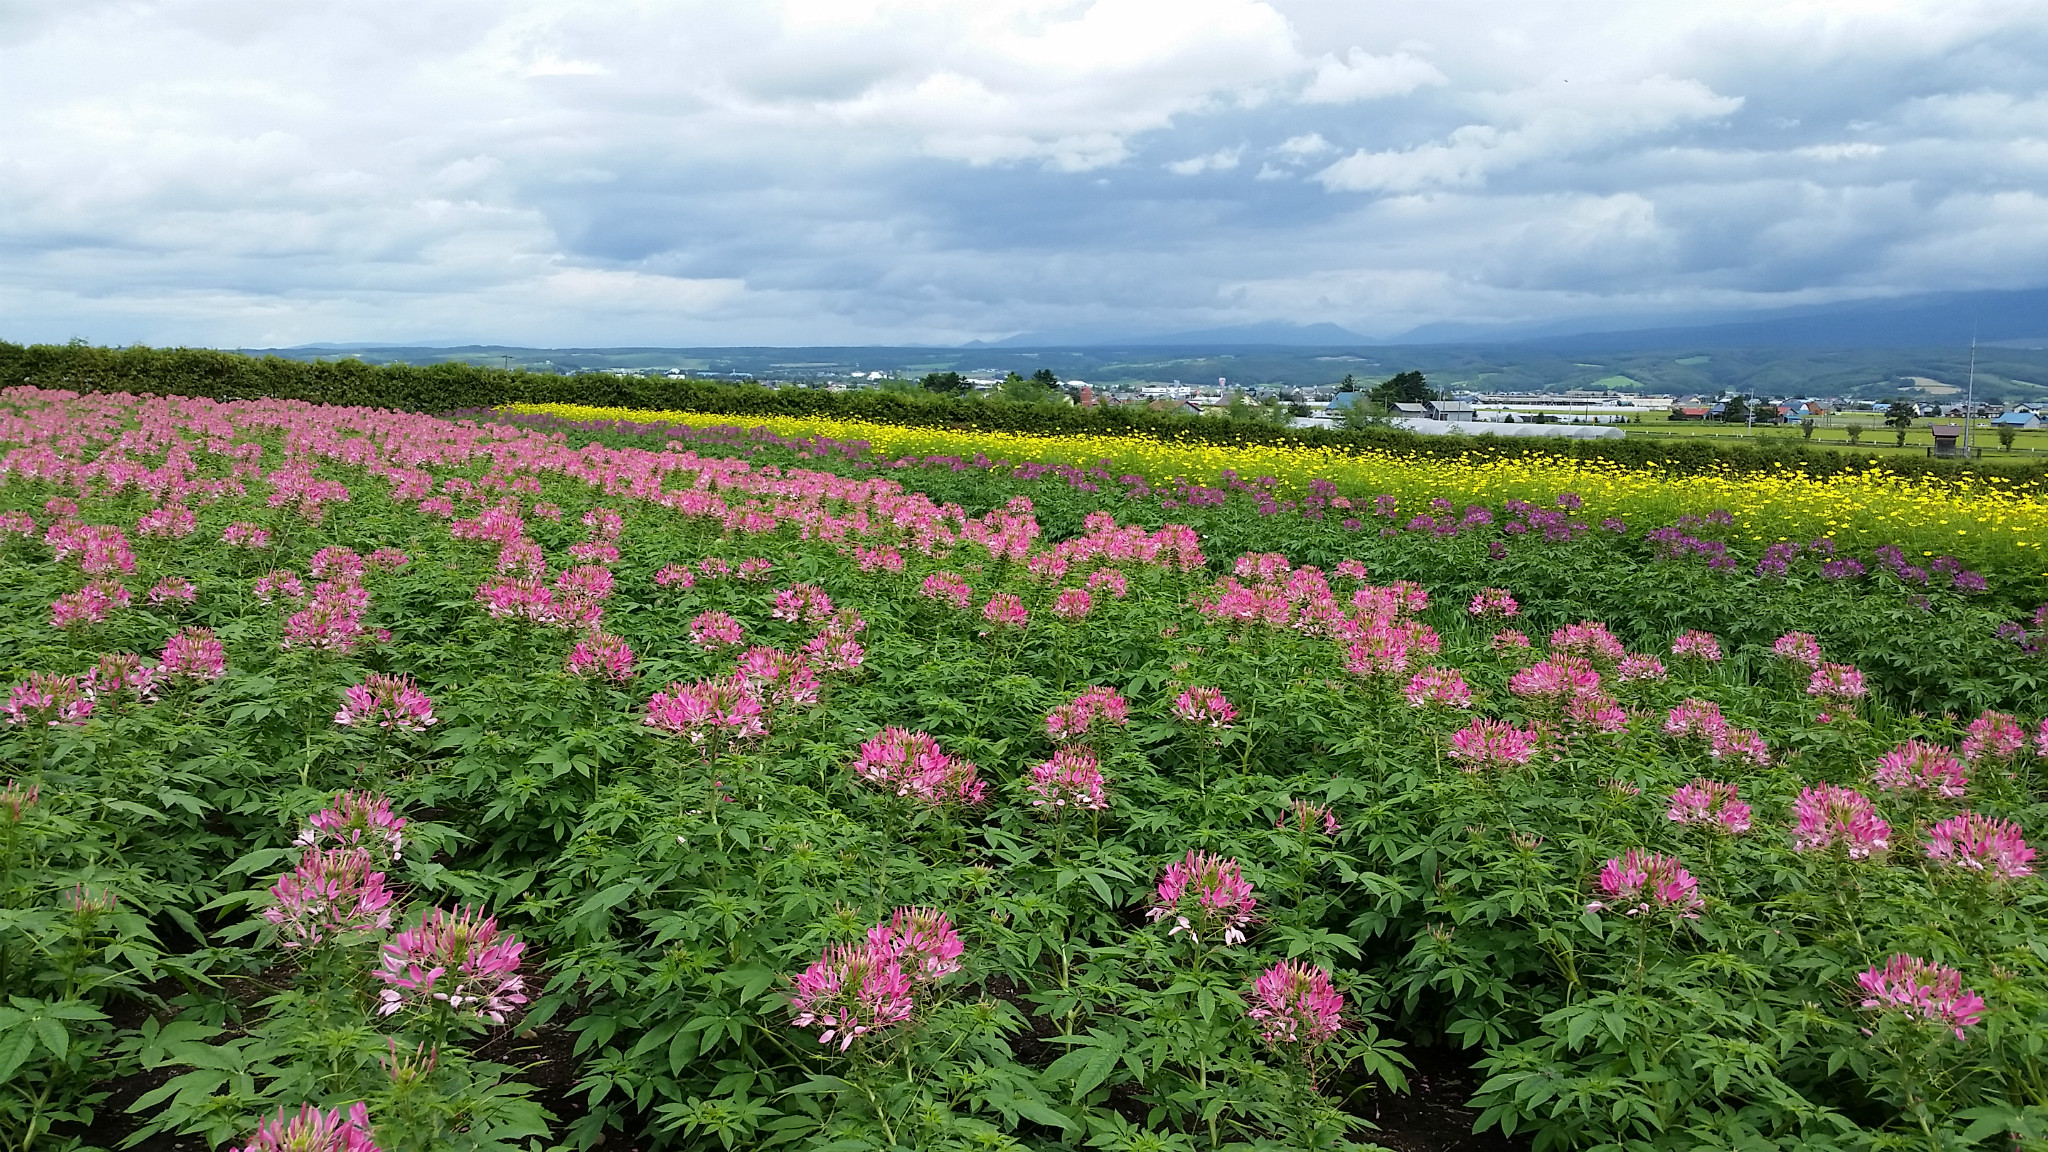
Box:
[921,372,971,396]
[1367,371,1432,408]
[1885,401,1918,431]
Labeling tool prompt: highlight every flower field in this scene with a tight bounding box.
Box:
[3,385,2048,1152]
[504,402,2048,581]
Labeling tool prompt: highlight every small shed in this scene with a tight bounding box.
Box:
[1391,402,1428,417]
[1993,411,2041,430]
[1671,406,1710,420]
[1427,400,1477,422]
[1930,424,1963,457]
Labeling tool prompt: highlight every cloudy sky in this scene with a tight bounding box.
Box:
[3,0,2046,347]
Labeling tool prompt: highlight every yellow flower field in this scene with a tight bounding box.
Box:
[504,402,2048,574]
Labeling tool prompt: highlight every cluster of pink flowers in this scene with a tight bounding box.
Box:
[1960,710,2027,764]
[1665,779,1752,834]
[643,677,767,749]
[1807,663,1868,704]
[84,653,156,706]
[1856,955,1986,1040]
[1051,588,1092,620]
[147,577,198,607]
[335,674,437,732]
[1446,718,1539,771]
[734,646,822,709]
[1661,700,1771,766]
[1550,621,1627,665]
[373,905,528,1024]
[6,672,95,727]
[1046,687,1130,743]
[1772,632,1824,668]
[789,905,964,1051]
[980,592,1028,630]
[46,522,136,574]
[1509,656,1603,702]
[295,791,408,863]
[1026,746,1109,812]
[689,610,746,650]
[264,847,394,949]
[1404,666,1472,710]
[918,571,974,609]
[653,563,695,590]
[1171,686,1236,728]
[849,727,987,806]
[230,1104,382,1152]
[867,906,966,985]
[1671,630,1723,663]
[1148,850,1257,945]
[1925,812,2036,880]
[50,578,130,629]
[566,631,637,683]
[1586,849,1704,918]
[1467,588,1519,618]
[1615,654,1667,684]
[1567,692,1632,734]
[771,583,835,624]
[1275,799,1340,836]
[1872,740,1969,798]
[800,610,867,673]
[1246,961,1345,1052]
[1791,783,1891,859]
[220,522,272,549]
[159,627,227,681]
[136,503,196,539]
[1490,629,1532,653]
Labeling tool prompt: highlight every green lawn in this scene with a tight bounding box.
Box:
[1621,415,2047,458]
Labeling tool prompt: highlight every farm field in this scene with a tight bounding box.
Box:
[3,386,2047,1152]
[1622,418,2048,458]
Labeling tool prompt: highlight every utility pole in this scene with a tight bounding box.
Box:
[1964,332,1977,455]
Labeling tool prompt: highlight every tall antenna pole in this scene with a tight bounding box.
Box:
[1965,330,1977,455]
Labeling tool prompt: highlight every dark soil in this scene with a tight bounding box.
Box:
[1348,1044,1526,1152]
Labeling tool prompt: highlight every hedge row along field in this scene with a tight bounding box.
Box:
[2,385,2047,1152]
[8,340,2048,491]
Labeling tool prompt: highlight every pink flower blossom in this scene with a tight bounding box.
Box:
[50,579,129,629]
[1772,631,1824,668]
[1857,955,1986,1040]
[1171,686,1236,728]
[1567,693,1632,734]
[335,674,436,732]
[653,563,696,589]
[1807,663,1867,702]
[1586,849,1703,918]
[1148,850,1256,945]
[136,503,196,539]
[1275,799,1340,836]
[566,631,636,683]
[374,905,528,1025]
[1671,630,1723,663]
[1247,961,1345,1049]
[84,653,156,705]
[1616,654,1667,683]
[296,792,408,863]
[1467,588,1519,618]
[263,847,394,948]
[771,583,835,624]
[230,1104,382,1152]
[1404,667,1472,709]
[866,907,965,985]
[1666,779,1752,834]
[1509,657,1601,701]
[1046,687,1130,742]
[1489,629,1532,653]
[980,592,1028,630]
[1925,812,2035,880]
[1709,727,1772,767]
[283,601,367,653]
[147,577,198,606]
[1663,699,1728,740]
[1343,623,1411,677]
[1873,740,1968,798]
[159,627,227,681]
[643,677,767,747]
[1026,746,1109,812]
[1961,710,2026,764]
[253,570,307,605]
[919,572,973,609]
[696,557,732,579]
[1447,719,1538,770]
[367,548,410,571]
[1086,569,1129,598]
[734,647,821,708]
[6,672,95,727]
[1051,588,1092,620]
[221,522,272,549]
[1333,559,1370,580]
[790,943,915,1051]
[308,547,366,583]
[1792,783,1890,858]
[1550,621,1627,665]
[689,610,746,650]
[736,557,775,580]
[555,564,615,602]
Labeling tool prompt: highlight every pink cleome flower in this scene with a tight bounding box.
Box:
[1671,630,1722,663]
[1925,811,2035,880]
[1586,849,1703,918]
[1772,631,1824,668]
[84,653,156,705]
[263,847,394,949]
[866,906,965,985]
[1616,654,1667,684]
[1872,739,1968,798]
[790,942,915,1051]
[1086,568,1129,598]
[51,579,130,629]
[653,563,696,590]
[221,522,272,549]
[1046,686,1130,743]
[1550,621,1627,665]
[295,791,408,863]
[566,631,637,683]
[1791,783,1890,859]
[1567,693,1632,734]
[1708,727,1772,767]
[230,1103,382,1152]
[6,672,95,727]
[1489,629,1532,654]
[643,677,766,747]
[1275,799,1341,837]
[1447,719,1538,771]
[1509,657,1602,701]
[1467,588,1519,618]
[1051,588,1092,620]
[159,627,227,681]
[849,727,986,806]
[1666,779,1752,834]
[374,905,528,1024]
[689,610,746,651]
[771,583,835,624]
[1663,699,1728,740]
[1960,710,2027,764]
[1247,961,1345,1049]
[1148,850,1257,945]
[1343,622,1410,677]
[980,592,1028,630]
[1807,663,1867,702]
[147,577,198,607]
[335,673,437,732]
[1026,746,1109,812]
[1857,955,1986,1040]
[1404,667,1472,710]
[1171,686,1236,729]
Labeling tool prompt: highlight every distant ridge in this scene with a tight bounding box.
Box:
[980,321,1369,348]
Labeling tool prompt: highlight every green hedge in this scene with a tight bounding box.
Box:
[5,340,2044,488]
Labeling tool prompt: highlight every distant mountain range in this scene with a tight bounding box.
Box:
[978,287,2048,351]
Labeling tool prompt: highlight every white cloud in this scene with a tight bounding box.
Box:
[1167,146,1244,175]
[1299,48,1446,104]
[1274,132,1332,157]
